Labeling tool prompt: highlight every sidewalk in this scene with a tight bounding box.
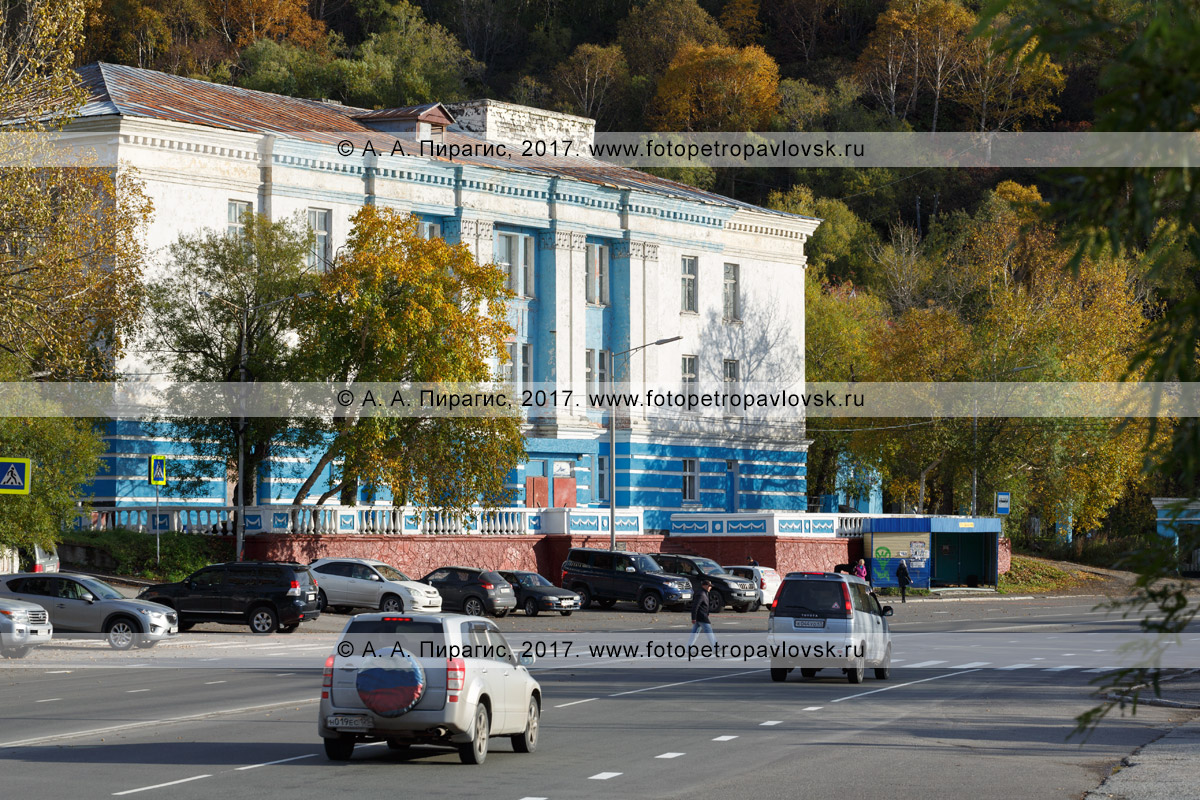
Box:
[1085,671,1200,800]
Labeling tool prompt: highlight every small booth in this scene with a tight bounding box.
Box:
[867,516,1002,589]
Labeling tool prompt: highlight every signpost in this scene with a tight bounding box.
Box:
[995,491,1011,515]
[0,458,31,495]
[149,456,167,563]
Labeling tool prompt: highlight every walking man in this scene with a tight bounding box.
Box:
[688,579,717,648]
[746,554,760,567]
[896,559,912,603]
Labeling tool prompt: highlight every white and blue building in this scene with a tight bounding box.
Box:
[72,63,821,534]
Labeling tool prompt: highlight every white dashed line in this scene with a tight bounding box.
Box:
[656,752,686,759]
[952,662,991,669]
[713,735,738,741]
[204,681,227,685]
[236,754,316,770]
[760,721,782,726]
[45,670,71,674]
[803,706,823,711]
[276,673,295,676]
[35,698,61,703]
[518,796,549,800]
[1083,668,1115,673]
[608,669,762,697]
[1043,665,1081,672]
[126,689,150,693]
[589,772,622,780]
[997,664,1036,670]
[832,669,982,703]
[113,775,212,795]
[554,698,597,708]
[904,660,946,668]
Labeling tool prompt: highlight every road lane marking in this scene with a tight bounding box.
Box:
[204,681,227,685]
[126,689,150,693]
[713,735,738,741]
[518,797,549,800]
[45,670,71,674]
[904,661,946,668]
[112,775,212,795]
[656,752,685,758]
[803,706,823,711]
[1043,665,1081,672]
[1083,668,1115,673]
[0,697,318,749]
[236,754,316,770]
[554,698,597,708]
[952,662,991,669]
[589,772,622,780]
[276,673,294,676]
[760,721,782,726]
[35,698,61,703]
[997,664,1036,670]
[608,669,762,697]
[832,668,982,703]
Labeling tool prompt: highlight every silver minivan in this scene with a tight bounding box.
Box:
[766,572,893,684]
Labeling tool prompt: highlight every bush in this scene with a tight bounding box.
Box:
[59,528,233,583]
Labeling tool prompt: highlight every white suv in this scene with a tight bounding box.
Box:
[1,597,53,658]
[767,572,893,684]
[319,612,541,764]
[311,558,442,614]
[724,565,782,611]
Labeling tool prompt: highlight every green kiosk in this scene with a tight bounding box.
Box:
[868,516,1002,589]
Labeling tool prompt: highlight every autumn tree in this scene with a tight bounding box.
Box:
[552,44,629,128]
[918,0,973,133]
[719,0,763,47]
[617,0,726,79]
[650,43,779,132]
[855,0,923,121]
[292,207,524,513]
[951,19,1064,132]
[206,0,323,49]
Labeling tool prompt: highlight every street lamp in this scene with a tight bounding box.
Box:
[972,363,1040,516]
[608,336,682,548]
[199,290,315,560]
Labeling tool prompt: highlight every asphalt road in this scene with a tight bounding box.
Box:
[2,594,1197,800]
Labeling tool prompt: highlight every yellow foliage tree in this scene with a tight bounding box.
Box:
[650,43,779,132]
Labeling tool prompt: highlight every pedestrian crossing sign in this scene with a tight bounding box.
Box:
[149,455,167,486]
[0,458,30,494]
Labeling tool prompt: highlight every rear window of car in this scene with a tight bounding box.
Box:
[346,619,445,635]
[480,571,507,585]
[293,567,316,587]
[775,580,847,617]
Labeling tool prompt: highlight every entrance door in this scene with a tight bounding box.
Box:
[725,460,739,513]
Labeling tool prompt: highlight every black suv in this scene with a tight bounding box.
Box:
[419,566,517,617]
[138,561,321,634]
[560,548,693,613]
[651,553,758,613]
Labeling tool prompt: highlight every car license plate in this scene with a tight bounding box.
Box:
[793,619,825,628]
[499,587,510,593]
[169,626,178,634]
[307,593,316,601]
[327,715,371,731]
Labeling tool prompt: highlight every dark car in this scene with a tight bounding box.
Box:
[499,570,580,617]
[560,548,693,614]
[137,561,321,634]
[420,567,517,617]
[651,553,758,613]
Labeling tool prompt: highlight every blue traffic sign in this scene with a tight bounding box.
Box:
[0,458,30,495]
[148,455,167,486]
[996,491,1011,515]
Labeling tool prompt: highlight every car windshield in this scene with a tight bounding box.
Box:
[694,558,727,576]
[77,578,123,601]
[518,573,552,588]
[375,565,410,582]
[629,554,660,572]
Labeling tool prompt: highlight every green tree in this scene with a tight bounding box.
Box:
[293,207,524,513]
[617,0,726,79]
[768,184,882,285]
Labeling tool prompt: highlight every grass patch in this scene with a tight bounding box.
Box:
[60,528,233,583]
[998,555,1099,594]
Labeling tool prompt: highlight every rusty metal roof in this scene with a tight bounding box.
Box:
[77,63,814,222]
[352,103,455,126]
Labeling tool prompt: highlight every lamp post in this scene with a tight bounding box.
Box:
[608,336,682,549]
[972,364,1040,516]
[200,291,314,560]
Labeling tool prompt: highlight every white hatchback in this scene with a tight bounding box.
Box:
[723,565,782,611]
[311,558,442,614]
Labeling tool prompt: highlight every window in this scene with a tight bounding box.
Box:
[723,359,740,385]
[681,256,697,312]
[682,458,698,502]
[586,243,609,304]
[307,208,331,270]
[586,348,609,404]
[521,343,532,385]
[227,200,252,237]
[596,455,609,501]
[503,343,517,383]
[523,236,535,297]
[498,233,519,292]
[682,355,697,393]
[723,262,740,321]
[419,220,442,240]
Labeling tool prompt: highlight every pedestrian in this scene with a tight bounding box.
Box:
[853,558,868,582]
[687,578,717,649]
[746,553,760,567]
[896,559,911,603]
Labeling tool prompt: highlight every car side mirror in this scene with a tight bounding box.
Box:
[881,606,894,617]
[82,592,95,604]
[519,653,536,667]
[625,566,636,572]
[370,574,382,581]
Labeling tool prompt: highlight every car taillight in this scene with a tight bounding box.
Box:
[561,570,567,586]
[841,583,853,617]
[287,579,301,597]
[760,577,766,589]
[322,654,334,698]
[33,564,43,573]
[447,657,465,701]
[479,582,494,590]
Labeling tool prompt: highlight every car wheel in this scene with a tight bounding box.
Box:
[874,645,892,680]
[459,704,490,765]
[511,696,540,754]
[0,645,31,659]
[324,736,355,761]
[770,667,789,682]
[463,596,486,617]
[576,585,592,609]
[639,592,662,614]
[800,668,819,678]
[559,610,573,617]
[597,598,617,609]
[735,602,749,613]
[750,600,761,612]
[524,598,540,617]
[380,594,403,613]
[847,659,865,684]
[317,590,328,613]
[278,624,298,634]
[248,605,278,635]
[708,589,724,613]
[106,617,138,650]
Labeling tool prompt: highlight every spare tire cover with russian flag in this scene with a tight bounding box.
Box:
[356,654,426,717]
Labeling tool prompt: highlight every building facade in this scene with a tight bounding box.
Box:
[74,64,820,533]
